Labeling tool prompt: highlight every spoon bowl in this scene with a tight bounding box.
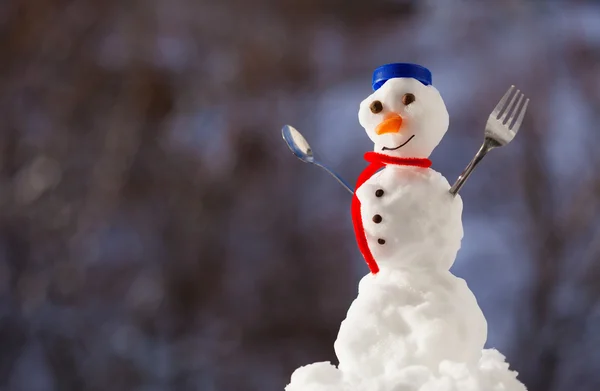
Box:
[281,124,353,194]
[282,125,314,163]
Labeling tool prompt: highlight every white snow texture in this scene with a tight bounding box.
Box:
[285,77,526,391]
[285,169,525,391]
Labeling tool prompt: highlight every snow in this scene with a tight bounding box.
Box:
[285,75,526,391]
[287,350,524,391]
[285,183,526,389]
[285,167,524,390]
[335,268,486,374]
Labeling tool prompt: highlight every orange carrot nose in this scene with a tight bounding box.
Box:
[375,113,403,135]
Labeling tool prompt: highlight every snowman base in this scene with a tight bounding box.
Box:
[286,349,525,391]
[285,269,527,391]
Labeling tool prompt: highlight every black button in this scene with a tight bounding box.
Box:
[375,189,384,197]
[372,214,382,223]
[378,239,385,245]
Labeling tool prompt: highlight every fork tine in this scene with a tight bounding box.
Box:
[506,93,524,127]
[510,98,529,132]
[499,89,521,123]
[491,85,515,118]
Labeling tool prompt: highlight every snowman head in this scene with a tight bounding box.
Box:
[358,64,449,158]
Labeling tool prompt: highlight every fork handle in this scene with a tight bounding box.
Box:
[449,140,491,197]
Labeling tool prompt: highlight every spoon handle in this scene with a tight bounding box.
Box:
[313,161,354,195]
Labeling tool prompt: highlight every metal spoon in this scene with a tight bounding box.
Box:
[281,125,354,194]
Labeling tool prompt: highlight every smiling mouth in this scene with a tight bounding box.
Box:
[382,135,415,151]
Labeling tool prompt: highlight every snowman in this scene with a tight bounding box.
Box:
[285,63,526,391]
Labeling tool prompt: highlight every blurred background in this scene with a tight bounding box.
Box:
[0,0,599,390]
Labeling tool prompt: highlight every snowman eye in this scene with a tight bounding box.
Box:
[402,93,416,105]
[369,100,383,114]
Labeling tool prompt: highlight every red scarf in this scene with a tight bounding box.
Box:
[351,152,432,274]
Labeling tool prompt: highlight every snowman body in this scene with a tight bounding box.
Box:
[355,166,462,271]
[335,166,488,378]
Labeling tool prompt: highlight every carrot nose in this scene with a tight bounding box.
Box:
[375,113,403,135]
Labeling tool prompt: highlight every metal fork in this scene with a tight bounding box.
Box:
[449,85,529,196]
